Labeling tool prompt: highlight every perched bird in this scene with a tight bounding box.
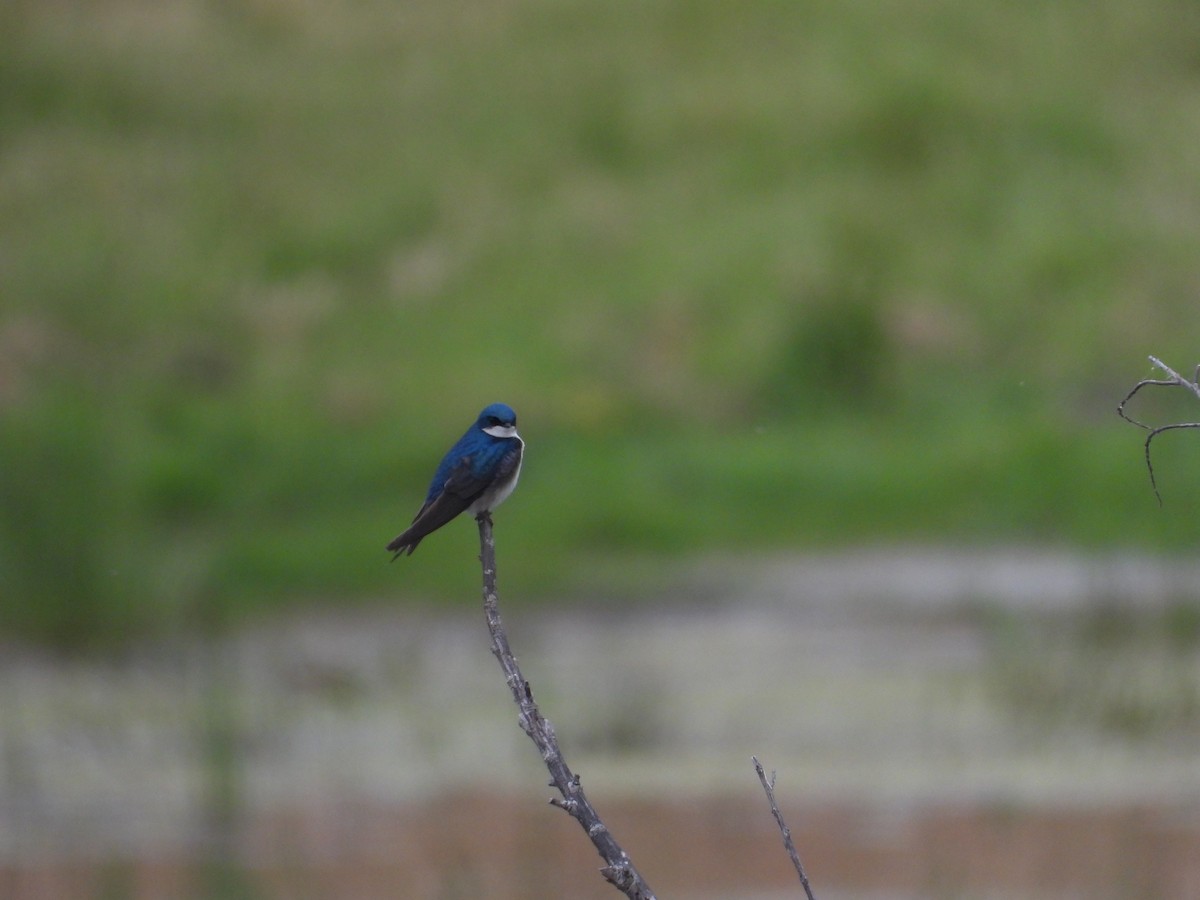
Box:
[386,402,524,558]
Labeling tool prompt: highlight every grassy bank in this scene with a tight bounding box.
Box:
[2,0,1200,647]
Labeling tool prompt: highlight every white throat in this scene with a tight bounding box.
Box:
[483,423,519,439]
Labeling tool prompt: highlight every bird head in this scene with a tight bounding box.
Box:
[478,402,519,439]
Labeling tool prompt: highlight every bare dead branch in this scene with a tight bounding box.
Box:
[1118,356,1200,505]
[476,512,657,900]
[752,756,817,900]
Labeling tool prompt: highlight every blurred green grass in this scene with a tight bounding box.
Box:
[2,0,1200,648]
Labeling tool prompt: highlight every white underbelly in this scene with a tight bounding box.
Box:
[468,443,523,514]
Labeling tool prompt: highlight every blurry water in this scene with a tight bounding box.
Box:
[2,548,1199,898]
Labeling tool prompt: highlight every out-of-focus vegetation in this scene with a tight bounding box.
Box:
[3,0,1200,649]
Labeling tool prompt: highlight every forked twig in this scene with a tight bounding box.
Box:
[752,756,817,900]
[1117,356,1200,504]
[477,513,656,899]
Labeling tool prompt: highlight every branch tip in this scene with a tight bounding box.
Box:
[753,756,818,900]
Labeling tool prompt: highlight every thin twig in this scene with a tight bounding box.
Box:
[477,512,657,900]
[1148,356,1200,402]
[1117,356,1200,504]
[752,756,816,900]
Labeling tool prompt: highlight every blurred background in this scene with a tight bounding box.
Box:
[2,0,1199,897]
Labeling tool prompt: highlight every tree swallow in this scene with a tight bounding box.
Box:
[386,402,524,558]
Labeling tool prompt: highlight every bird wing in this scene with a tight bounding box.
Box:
[386,454,493,557]
[492,444,522,483]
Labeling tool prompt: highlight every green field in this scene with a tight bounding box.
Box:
[3,0,1200,649]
